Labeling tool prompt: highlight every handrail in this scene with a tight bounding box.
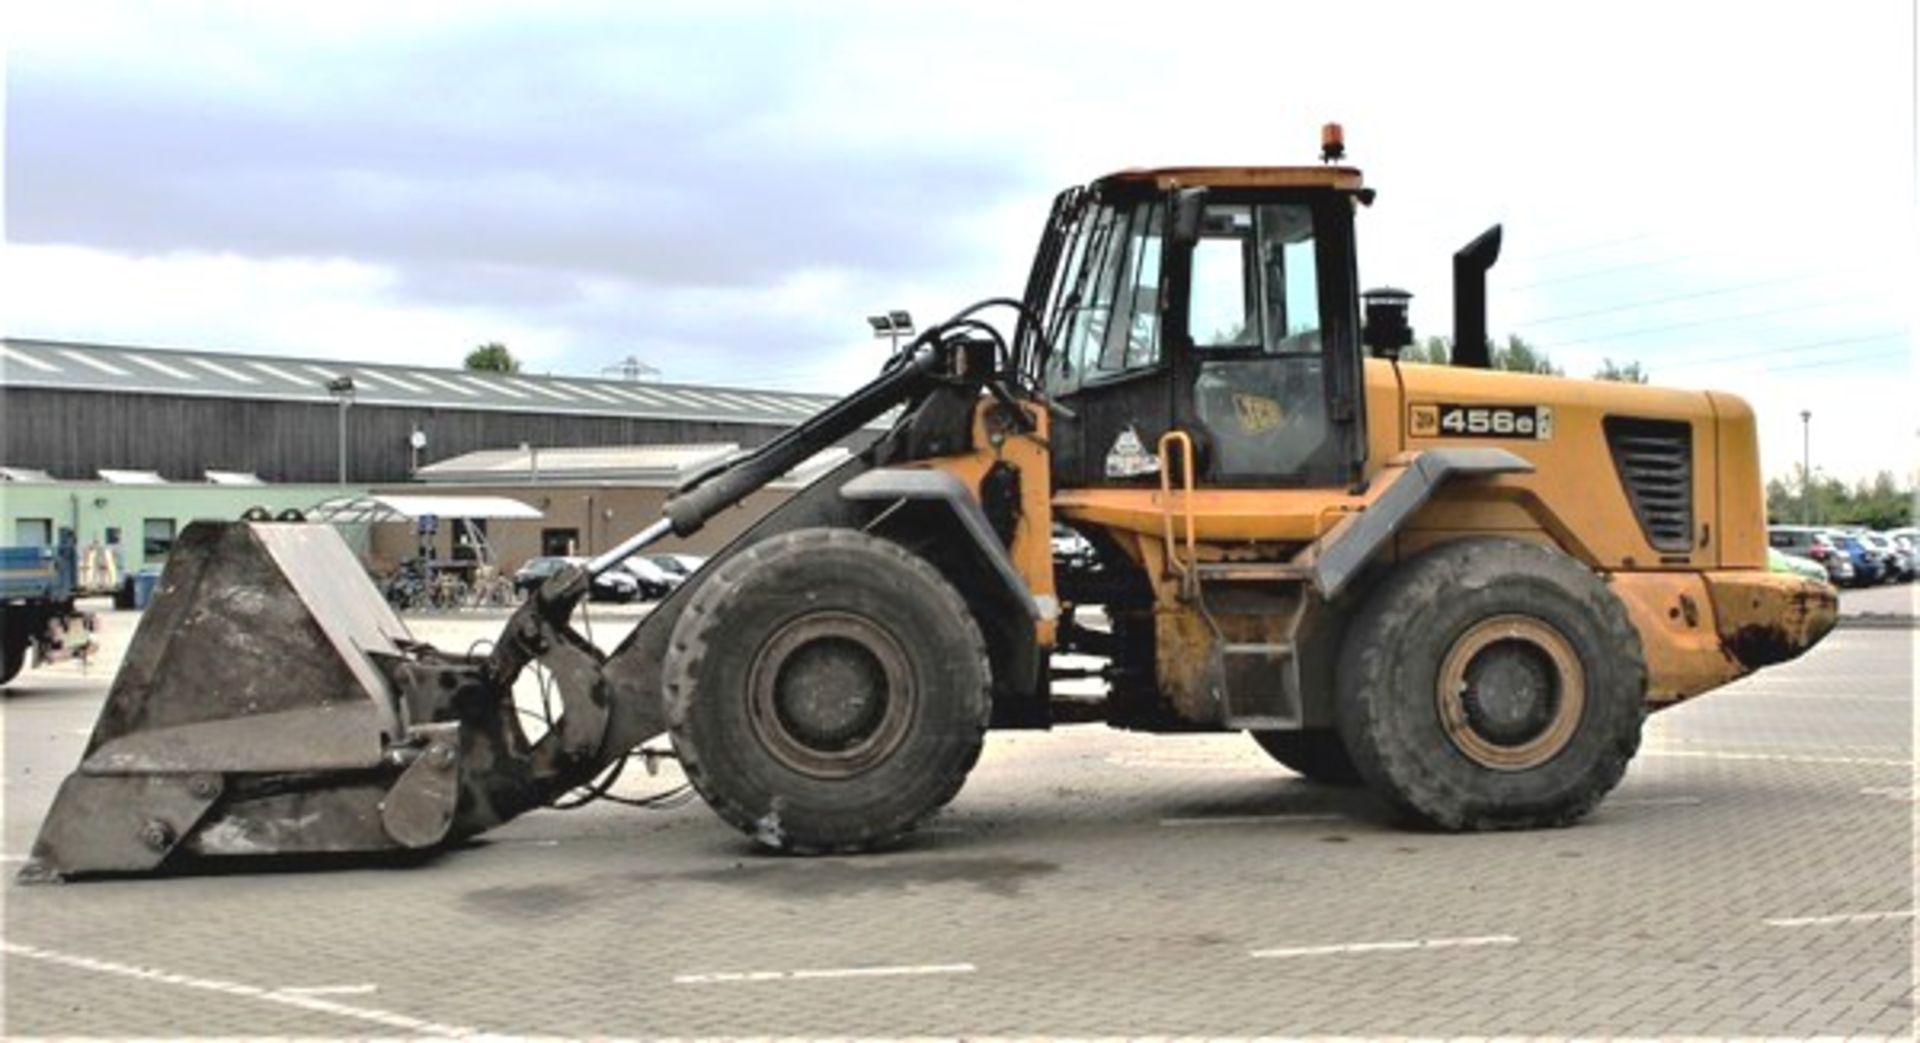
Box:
[1156,430,1198,589]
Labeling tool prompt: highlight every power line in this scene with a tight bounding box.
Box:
[1534,292,1890,350]
[1511,271,1834,327]
[1761,347,1910,373]
[1509,255,1691,291]
[1503,232,1654,266]
[1660,331,1909,370]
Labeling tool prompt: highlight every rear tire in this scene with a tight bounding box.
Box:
[1249,729,1362,785]
[1335,537,1646,830]
[666,528,990,854]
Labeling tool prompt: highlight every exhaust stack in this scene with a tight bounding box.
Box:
[1451,225,1503,368]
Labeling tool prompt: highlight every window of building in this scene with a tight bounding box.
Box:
[15,518,53,547]
[541,528,580,557]
[143,518,177,560]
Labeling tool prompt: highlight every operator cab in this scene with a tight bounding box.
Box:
[1019,165,1369,491]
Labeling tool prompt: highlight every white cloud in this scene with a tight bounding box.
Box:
[0,244,567,366]
[4,0,1914,482]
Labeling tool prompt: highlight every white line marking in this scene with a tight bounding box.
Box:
[409,372,481,397]
[1,942,478,1037]
[514,379,575,402]
[276,983,378,996]
[1250,934,1519,959]
[125,354,196,380]
[362,369,425,393]
[673,962,976,985]
[1609,796,1705,807]
[1160,813,1346,827]
[605,385,664,406]
[188,357,259,383]
[1764,910,1915,928]
[1860,786,1916,802]
[1643,750,1912,767]
[0,344,62,372]
[0,854,27,863]
[561,383,623,404]
[58,349,130,376]
[246,360,310,385]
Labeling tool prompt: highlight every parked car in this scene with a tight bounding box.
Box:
[1767,525,1855,586]
[513,555,640,603]
[615,556,678,600]
[647,553,706,581]
[1824,531,1885,587]
[1052,523,1095,567]
[1889,530,1918,580]
[1767,547,1829,583]
[1837,528,1904,585]
[1864,531,1914,581]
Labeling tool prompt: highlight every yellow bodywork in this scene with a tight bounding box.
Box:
[932,356,1834,717]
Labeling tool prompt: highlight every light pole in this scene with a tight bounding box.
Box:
[326,376,356,486]
[866,310,915,354]
[1799,409,1812,524]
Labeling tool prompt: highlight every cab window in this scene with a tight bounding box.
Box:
[1188,204,1322,354]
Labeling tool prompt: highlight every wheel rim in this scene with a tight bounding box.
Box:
[746,611,916,779]
[1434,614,1586,771]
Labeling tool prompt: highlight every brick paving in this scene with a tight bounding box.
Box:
[1,609,1911,1038]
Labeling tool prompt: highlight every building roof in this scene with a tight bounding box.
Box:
[305,494,546,524]
[414,442,851,488]
[0,337,843,427]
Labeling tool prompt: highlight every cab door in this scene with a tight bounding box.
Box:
[1170,196,1365,488]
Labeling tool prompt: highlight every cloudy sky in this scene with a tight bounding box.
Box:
[4,1,1915,482]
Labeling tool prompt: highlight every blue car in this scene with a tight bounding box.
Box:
[1825,531,1885,587]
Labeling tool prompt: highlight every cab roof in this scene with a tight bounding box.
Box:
[1093,165,1365,193]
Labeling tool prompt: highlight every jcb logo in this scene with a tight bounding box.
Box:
[1233,393,1284,433]
[1409,404,1441,438]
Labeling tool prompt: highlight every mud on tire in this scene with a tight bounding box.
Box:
[1334,537,1646,830]
[665,528,990,854]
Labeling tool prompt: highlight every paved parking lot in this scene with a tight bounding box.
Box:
[3,600,1913,1038]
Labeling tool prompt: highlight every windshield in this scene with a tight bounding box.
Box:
[1040,200,1166,396]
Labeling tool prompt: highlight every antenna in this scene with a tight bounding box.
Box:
[603,355,661,382]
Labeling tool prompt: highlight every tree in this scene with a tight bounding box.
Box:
[1402,335,1452,365]
[1490,334,1562,376]
[1766,466,1915,528]
[1395,334,1561,375]
[1595,358,1650,383]
[465,342,520,373]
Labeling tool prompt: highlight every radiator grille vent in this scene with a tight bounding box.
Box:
[1604,417,1694,553]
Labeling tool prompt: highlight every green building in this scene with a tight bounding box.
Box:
[1,472,357,590]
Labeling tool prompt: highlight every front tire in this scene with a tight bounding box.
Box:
[666,528,990,854]
[1335,537,1646,830]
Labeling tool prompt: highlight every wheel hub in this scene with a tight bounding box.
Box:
[1436,615,1586,771]
[747,612,916,779]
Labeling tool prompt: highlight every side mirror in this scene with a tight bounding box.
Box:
[1170,187,1208,246]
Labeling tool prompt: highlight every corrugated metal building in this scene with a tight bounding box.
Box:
[0,337,843,484]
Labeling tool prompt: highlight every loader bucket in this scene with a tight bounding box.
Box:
[20,521,580,881]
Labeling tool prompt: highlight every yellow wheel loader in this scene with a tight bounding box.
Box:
[23,132,1837,880]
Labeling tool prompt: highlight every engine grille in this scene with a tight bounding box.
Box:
[1604,417,1694,553]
